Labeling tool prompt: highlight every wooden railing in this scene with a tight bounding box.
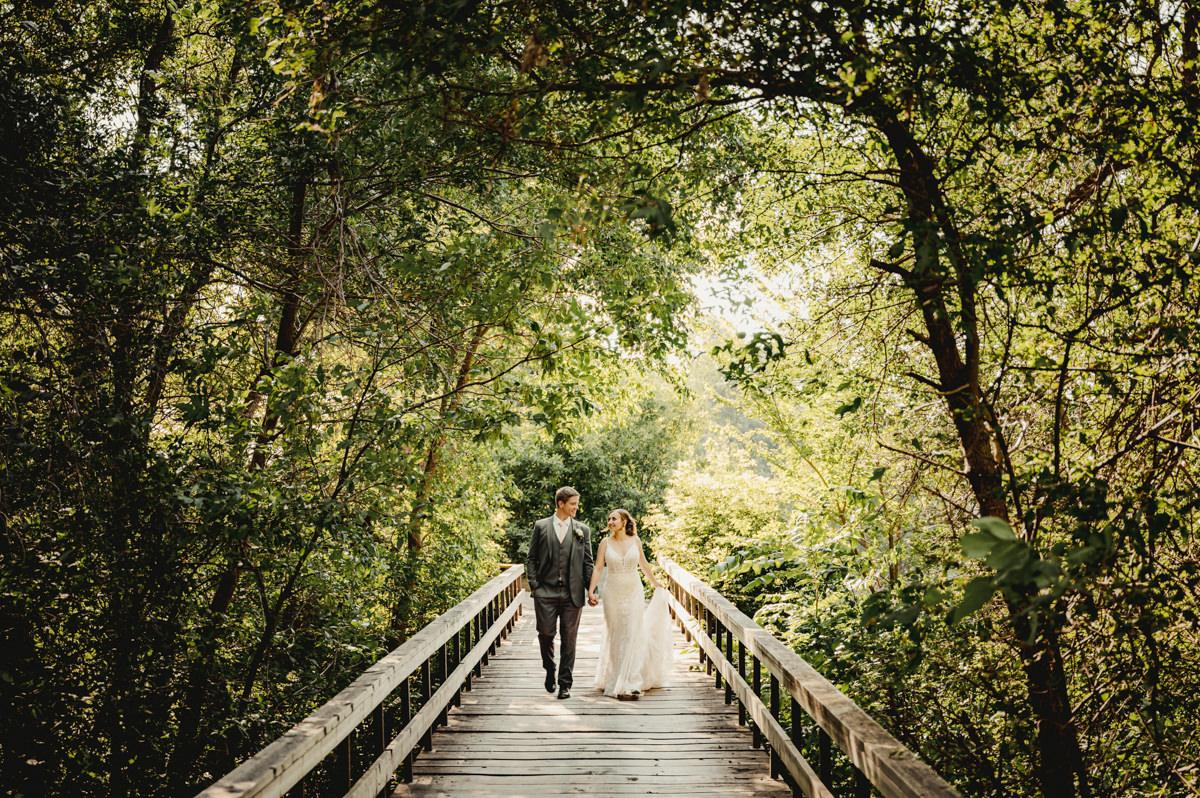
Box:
[659,557,959,798]
[196,565,526,798]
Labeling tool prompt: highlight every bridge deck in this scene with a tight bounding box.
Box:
[393,595,791,797]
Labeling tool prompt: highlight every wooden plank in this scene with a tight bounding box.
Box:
[393,594,792,798]
[442,717,742,732]
[196,568,523,798]
[418,752,773,763]
[661,557,961,798]
[401,782,787,792]
[424,744,764,754]
[394,774,793,794]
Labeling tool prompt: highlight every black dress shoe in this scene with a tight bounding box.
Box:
[557,687,571,700]
[544,671,556,693]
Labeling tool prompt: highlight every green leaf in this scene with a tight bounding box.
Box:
[950,577,996,624]
[971,516,1016,541]
[1109,206,1128,233]
[986,540,1031,572]
[835,396,862,416]
[961,532,995,560]
[868,466,887,482]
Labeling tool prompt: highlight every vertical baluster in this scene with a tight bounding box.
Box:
[420,657,433,752]
[487,596,497,654]
[373,703,388,798]
[481,607,490,668]
[374,703,386,757]
[751,655,762,749]
[769,674,781,779]
[710,612,721,688]
[491,595,499,647]
[854,766,871,797]
[452,625,463,707]
[736,640,746,726]
[724,627,734,705]
[464,621,474,691]
[818,726,833,787]
[790,694,804,798]
[437,640,449,727]
[506,584,515,634]
[400,676,413,782]
[472,611,482,677]
[334,732,353,793]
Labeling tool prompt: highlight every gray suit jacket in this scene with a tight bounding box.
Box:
[525,516,594,607]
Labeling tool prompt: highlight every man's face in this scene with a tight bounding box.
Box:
[558,495,580,518]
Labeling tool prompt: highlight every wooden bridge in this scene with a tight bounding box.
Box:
[198,560,959,798]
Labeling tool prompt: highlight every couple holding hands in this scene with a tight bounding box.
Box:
[524,487,673,700]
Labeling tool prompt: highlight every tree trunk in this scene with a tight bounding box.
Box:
[388,324,488,641]
[168,177,308,789]
[878,114,1089,798]
[102,11,178,795]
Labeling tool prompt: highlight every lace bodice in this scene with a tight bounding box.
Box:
[605,540,641,576]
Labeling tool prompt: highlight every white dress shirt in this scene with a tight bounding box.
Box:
[552,515,570,544]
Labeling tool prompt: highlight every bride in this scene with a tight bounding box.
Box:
[587,509,674,699]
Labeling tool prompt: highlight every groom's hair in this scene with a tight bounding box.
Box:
[555,486,580,506]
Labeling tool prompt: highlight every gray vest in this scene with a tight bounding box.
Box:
[545,524,574,591]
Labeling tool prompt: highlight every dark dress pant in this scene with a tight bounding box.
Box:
[534,593,583,689]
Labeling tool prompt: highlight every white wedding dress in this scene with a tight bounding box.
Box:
[592,539,674,696]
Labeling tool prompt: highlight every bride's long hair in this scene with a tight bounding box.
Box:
[610,508,637,538]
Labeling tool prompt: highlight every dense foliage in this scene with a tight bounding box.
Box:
[2,1,1199,797]
[0,2,700,794]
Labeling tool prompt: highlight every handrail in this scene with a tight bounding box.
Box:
[659,557,959,798]
[197,564,526,798]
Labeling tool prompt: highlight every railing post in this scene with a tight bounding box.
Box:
[752,654,762,748]
[400,675,413,782]
[506,584,516,633]
[437,640,449,727]
[855,767,872,798]
[374,702,386,757]
[790,695,803,798]
[420,656,433,752]
[818,726,833,786]
[488,597,497,654]
[769,673,781,779]
[710,611,720,687]
[465,621,474,691]
[736,640,746,725]
[474,610,484,674]
[452,626,462,707]
[334,732,352,794]
[724,627,734,706]
[480,608,490,668]
[373,703,388,798]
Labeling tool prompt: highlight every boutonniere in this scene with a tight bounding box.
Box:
[572,525,585,541]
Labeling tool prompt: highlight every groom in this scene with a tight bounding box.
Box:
[525,486,596,699]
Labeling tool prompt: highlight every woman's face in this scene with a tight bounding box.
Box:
[606,512,624,534]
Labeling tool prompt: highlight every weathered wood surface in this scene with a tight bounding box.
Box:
[662,590,833,798]
[393,594,791,798]
[660,558,960,798]
[346,593,524,798]
[197,567,524,798]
